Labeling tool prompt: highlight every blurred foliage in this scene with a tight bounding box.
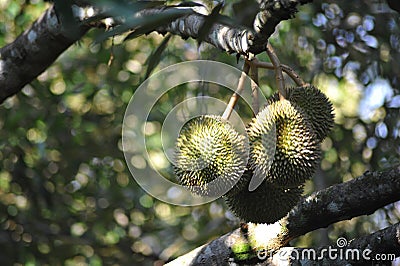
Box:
[0,0,399,265]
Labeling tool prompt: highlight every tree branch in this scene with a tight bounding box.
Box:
[222,61,251,120]
[266,42,286,99]
[250,0,314,54]
[166,165,400,265]
[149,9,252,55]
[250,59,306,86]
[153,0,314,55]
[250,60,260,115]
[0,0,315,103]
[0,5,89,103]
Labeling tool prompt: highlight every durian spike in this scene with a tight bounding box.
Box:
[247,99,321,188]
[224,175,304,224]
[283,85,334,142]
[174,115,248,197]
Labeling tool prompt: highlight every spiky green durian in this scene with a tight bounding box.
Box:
[247,99,320,188]
[224,170,303,223]
[271,85,334,142]
[174,115,248,197]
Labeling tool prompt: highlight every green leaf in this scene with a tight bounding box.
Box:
[145,34,172,79]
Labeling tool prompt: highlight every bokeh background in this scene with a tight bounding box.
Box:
[0,0,399,265]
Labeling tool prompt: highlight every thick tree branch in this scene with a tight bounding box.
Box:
[0,5,89,103]
[250,0,314,53]
[148,10,252,55]
[166,165,400,265]
[153,0,314,55]
[0,0,314,103]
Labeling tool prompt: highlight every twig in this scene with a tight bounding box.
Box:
[249,59,306,87]
[107,29,115,67]
[222,61,251,120]
[265,42,286,100]
[250,61,259,115]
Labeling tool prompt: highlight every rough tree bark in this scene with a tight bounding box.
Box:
[166,165,400,265]
[147,0,313,55]
[0,0,313,103]
[0,5,89,102]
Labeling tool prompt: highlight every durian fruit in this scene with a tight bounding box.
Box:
[270,85,334,142]
[174,115,248,197]
[247,99,320,188]
[224,170,303,223]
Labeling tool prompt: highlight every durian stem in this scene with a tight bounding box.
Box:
[265,42,286,100]
[249,59,306,87]
[250,61,259,116]
[222,61,251,120]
